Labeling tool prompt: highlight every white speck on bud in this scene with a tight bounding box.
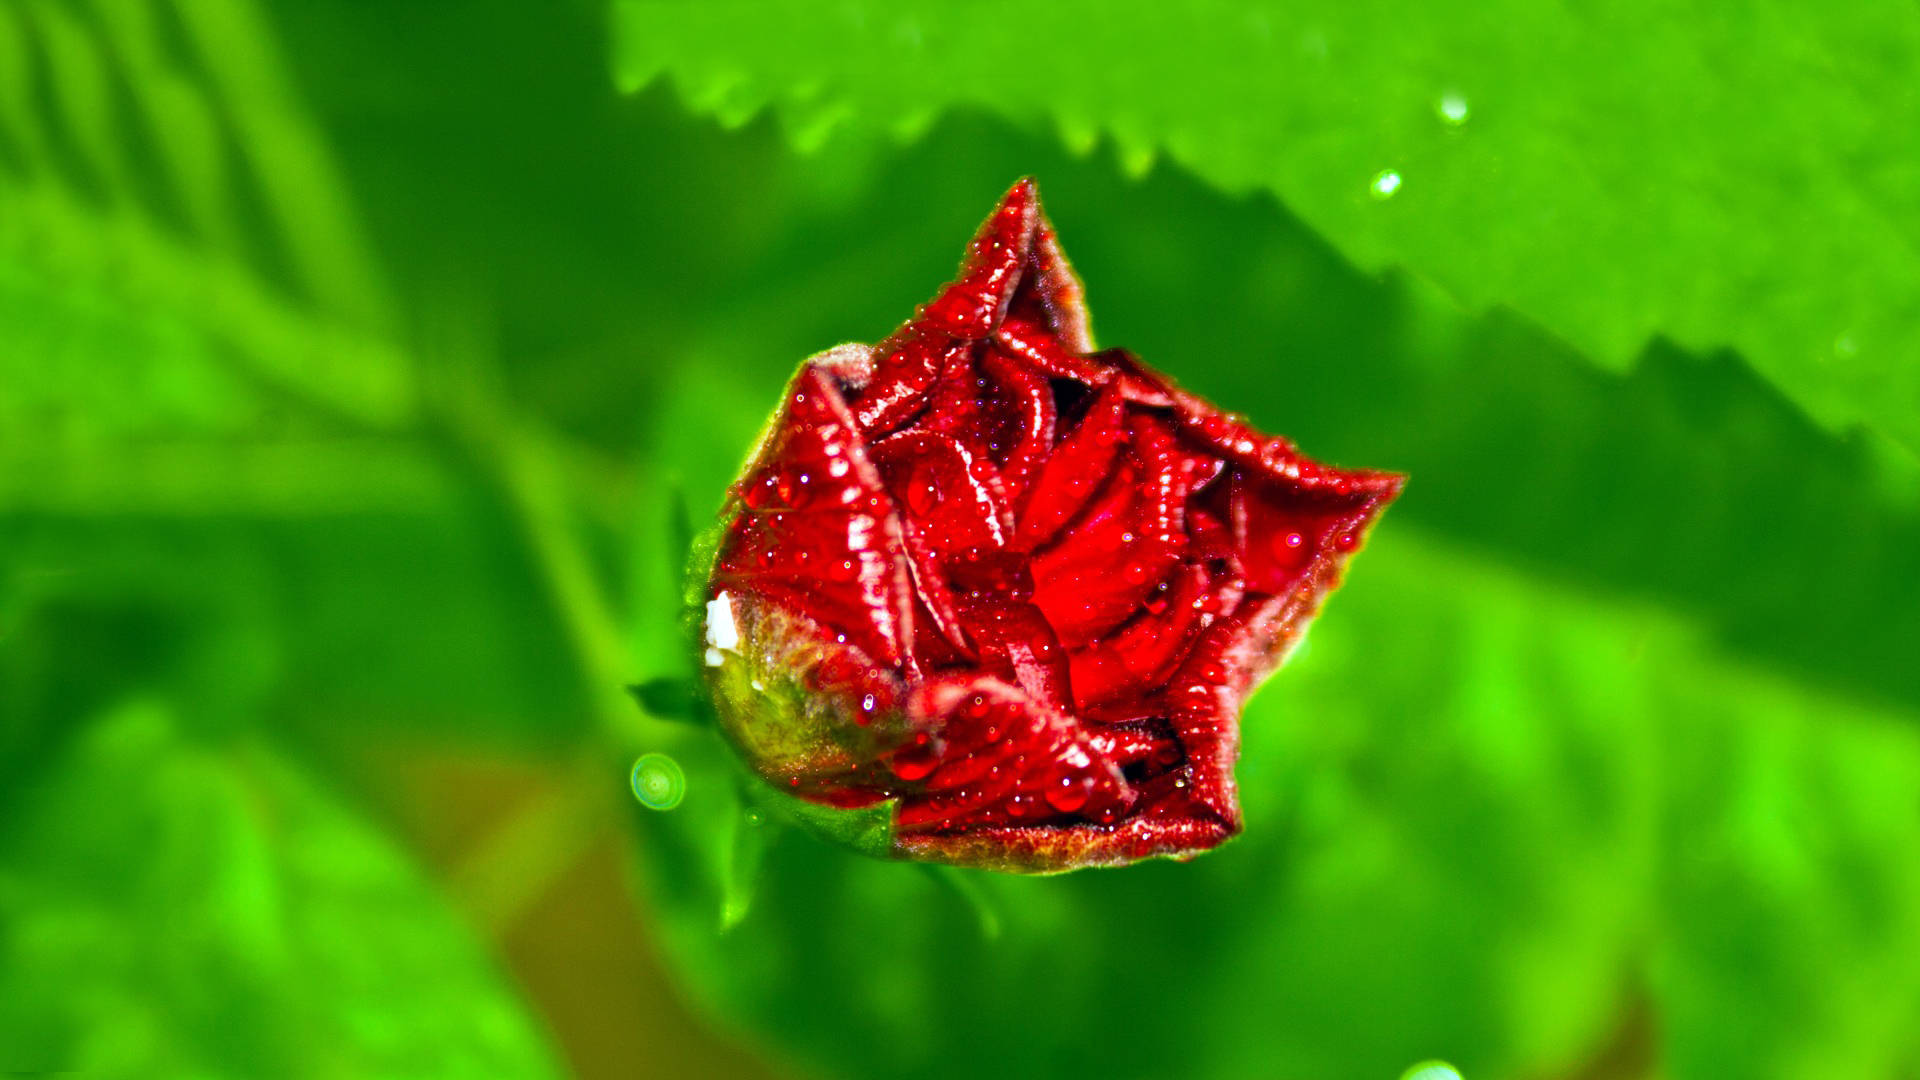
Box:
[705,591,740,666]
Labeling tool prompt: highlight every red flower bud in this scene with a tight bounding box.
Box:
[694,179,1401,872]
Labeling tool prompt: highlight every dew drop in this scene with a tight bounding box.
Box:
[630,753,687,810]
[965,694,992,720]
[1400,1061,1463,1080]
[890,746,939,782]
[1045,774,1091,814]
[1272,530,1310,568]
[1370,169,1403,200]
[906,463,943,517]
[1007,793,1035,818]
[743,472,778,510]
[827,457,852,479]
[1334,532,1359,552]
[829,557,858,582]
[1435,91,1470,126]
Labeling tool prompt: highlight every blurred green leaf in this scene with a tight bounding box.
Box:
[614,0,1920,457]
[0,0,411,426]
[0,701,560,1077]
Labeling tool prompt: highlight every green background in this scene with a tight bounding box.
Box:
[6,2,1919,1077]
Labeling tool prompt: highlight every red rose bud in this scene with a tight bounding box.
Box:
[693,179,1401,872]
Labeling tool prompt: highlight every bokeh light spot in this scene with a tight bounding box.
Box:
[630,753,686,810]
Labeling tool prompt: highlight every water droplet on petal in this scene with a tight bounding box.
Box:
[1271,530,1310,568]
[1370,169,1403,200]
[743,472,779,510]
[630,753,686,810]
[1045,774,1091,814]
[906,463,943,516]
[890,745,939,782]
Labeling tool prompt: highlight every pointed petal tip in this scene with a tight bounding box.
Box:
[1327,464,1408,501]
[993,176,1042,220]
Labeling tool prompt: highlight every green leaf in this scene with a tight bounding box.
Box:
[0,702,560,1077]
[613,0,1920,456]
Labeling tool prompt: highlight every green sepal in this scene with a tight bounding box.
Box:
[742,779,897,861]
